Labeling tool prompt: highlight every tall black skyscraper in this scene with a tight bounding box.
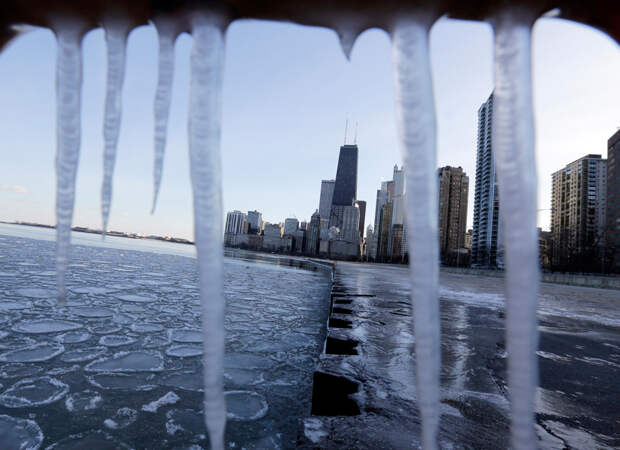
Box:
[331,144,358,206]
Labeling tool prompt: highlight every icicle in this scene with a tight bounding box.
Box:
[188,11,227,450]
[492,10,540,450]
[151,20,176,214]
[391,15,440,450]
[53,22,84,306]
[336,27,358,61]
[101,19,129,234]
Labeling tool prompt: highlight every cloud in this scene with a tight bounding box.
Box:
[0,184,29,194]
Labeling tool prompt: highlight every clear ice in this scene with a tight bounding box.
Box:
[53,22,84,305]
[151,19,176,213]
[101,19,129,234]
[188,11,227,450]
[492,10,540,450]
[391,14,440,450]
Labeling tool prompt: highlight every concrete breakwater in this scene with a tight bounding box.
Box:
[299,262,620,449]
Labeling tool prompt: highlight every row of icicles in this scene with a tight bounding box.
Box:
[45,8,540,450]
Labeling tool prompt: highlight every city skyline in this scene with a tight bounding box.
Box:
[0,19,618,240]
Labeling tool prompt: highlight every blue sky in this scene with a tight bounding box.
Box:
[0,17,618,240]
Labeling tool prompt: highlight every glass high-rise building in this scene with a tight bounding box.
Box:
[331,144,358,207]
[472,93,502,267]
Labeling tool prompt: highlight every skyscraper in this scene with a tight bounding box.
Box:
[327,143,361,259]
[371,183,389,260]
[319,180,335,241]
[551,154,607,270]
[307,211,321,256]
[224,210,247,246]
[438,166,469,265]
[607,130,620,273]
[355,200,366,239]
[319,180,335,219]
[388,165,405,258]
[247,210,262,234]
[283,218,299,235]
[472,94,502,267]
[331,144,358,207]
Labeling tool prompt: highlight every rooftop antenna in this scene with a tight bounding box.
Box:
[354,121,358,144]
[344,118,348,145]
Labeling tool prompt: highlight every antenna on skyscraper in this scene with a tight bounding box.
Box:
[344,118,349,145]
[354,121,358,144]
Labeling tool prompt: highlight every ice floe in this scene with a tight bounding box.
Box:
[225,391,268,421]
[85,351,164,372]
[87,373,157,391]
[165,409,205,437]
[55,331,91,344]
[15,288,55,298]
[141,391,180,412]
[0,342,65,362]
[166,345,203,358]
[12,319,82,334]
[65,390,103,412]
[99,335,136,347]
[116,293,156,303]
[170,329,202,343]
[0,376,68,407]
[46,430,131,449]
[159,372,203,392]
[0,414,43,450]
[104,407,137,429]
[0,363,42,379]
[130,323,164,333]
[61,346,107,362]
[69,306,114,318]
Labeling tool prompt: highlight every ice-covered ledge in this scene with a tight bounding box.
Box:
[1,0,619,48]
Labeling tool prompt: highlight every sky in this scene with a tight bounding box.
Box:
[0,16,618,240]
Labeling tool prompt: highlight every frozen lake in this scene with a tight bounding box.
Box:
[0,224,331,449]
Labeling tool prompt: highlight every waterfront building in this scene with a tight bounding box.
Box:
[607,129,620,273]
[551,154,607,270]
[331,145,358,207]
[319,180,335,240]
[365,225,374,260]
[371,182,390,260]
[438,166,469,265]
[247,210,262,234]
[472,94,502,267]
[378,201,393,260]
[355,200,367,241]
[224,210,247,246]
[388,165,405,258]
[323,143,361,259]
[306,211,321,256]
[262,223,284,251]
[464,229,473,250]
[283,218,299,235]
[294,229,306,253]
[328,204,361,259]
